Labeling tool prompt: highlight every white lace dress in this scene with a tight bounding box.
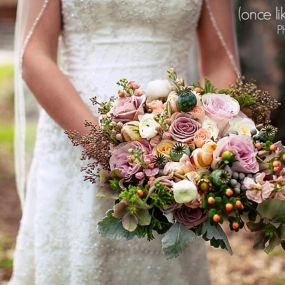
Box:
[10,1,211,284]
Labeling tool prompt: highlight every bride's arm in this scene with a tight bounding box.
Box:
[197,0,239,88]
[22,0,98,134]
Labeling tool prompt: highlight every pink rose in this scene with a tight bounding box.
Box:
[174,206,208,229]
[202,93,240,131]
[109,140,153,180]
[111,95,146,122]
[169,112,200,143]
[212,134,259,173]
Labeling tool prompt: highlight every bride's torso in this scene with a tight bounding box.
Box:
[60,0,202,103]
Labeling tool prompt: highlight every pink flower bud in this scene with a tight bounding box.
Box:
[162,132,172,140]
[135,172,145,180]
[134,89,144,96]
[148,163,155,169]
[115,133,123,141]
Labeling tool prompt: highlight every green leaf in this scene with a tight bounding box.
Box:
[162,223,196,259]
[122,213,138,232]
[201,221,233,254]
[97,210,139,240]
[264,233,280,254]
[136,209,152,226]
[247,220,266,232]
[203,78,216,94]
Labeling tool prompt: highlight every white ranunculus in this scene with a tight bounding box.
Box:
[172,180,198,204]
[138,114,160,139]
[202,116,220,140]
[145,80,172,101]
[227,117,257,136]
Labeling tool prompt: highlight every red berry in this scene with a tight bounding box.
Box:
[270,144,277,152]
[225,188,234,197]
[208,197,215,205]
[232,222,239,230]
[225,203,234,212]
[255,142,262,149]
[235,200,244,209]
[213,214,221,223]
[274,166,281,173]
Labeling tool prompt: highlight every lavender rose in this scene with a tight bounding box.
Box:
[173,206,208,229]
[169,112,200,143]
[212,134,259,173]
[109,140,158,180]
[202,93,240,131]
[111,95,146,122]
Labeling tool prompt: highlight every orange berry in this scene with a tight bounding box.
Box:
[225,188,234,197]
[273,166,281,173]
[255,142,262,149]
[137,189,144,198]
[194,87,202,93]
[282,154,285,161]
[270,144,277,152]
[232,222,239,230]
[273,160,282,168]
[208,197,216,205]
[225,203,234,212]
[213,214,221,223]
[235,200,244,209]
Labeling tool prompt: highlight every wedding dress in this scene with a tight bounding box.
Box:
[10,0,212,284]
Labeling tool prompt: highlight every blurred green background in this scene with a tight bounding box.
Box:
[0,0,285,284]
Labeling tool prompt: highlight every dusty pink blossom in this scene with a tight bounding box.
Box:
[244,173,274,203]
[169,112,200,143]
[111,95,145,122]
[212,134,259,173]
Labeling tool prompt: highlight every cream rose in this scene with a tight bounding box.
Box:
[172,180,198,204]
[201,116,220,140]
[227,117,257,136]
[138,114,160,139]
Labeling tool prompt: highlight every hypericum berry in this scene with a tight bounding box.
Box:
[194,87,202,93]
[137,189,144,198]
[221,150,235,163]
[232,222,240,230]
[273,166,281,173]
[235,200,244,209]
[208,197,216,205]
[255,142,263,149]
[282,154,285,161]
[273,160,282,168]
[225,188,234,197]
[225,203,234,212]
[213,214,221,223]
[270,144,277,152]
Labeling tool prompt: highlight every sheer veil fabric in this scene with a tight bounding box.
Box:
[14,0,49,208]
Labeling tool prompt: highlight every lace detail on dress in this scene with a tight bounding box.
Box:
[10,1,211,285]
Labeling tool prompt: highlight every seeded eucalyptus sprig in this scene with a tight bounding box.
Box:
[91,96,115,114]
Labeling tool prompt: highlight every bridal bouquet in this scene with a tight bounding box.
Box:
[67,68,285,259]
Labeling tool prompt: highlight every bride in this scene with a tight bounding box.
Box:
[10,0,239,284]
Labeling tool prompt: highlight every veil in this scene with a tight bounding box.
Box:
[14,0,50,208]
[14,0,239,209]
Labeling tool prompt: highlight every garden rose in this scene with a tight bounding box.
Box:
[153,139,175,158]
[121,121,141,141]
[202,93,240,130]
[169,112,200,143]
[111,95,145,122]
[193,128,211,148]
[227,117,257,136]
[145,79,172,101]
[190,106,205,122]
[173,206,208,229]
[172,180,198,203]
[201,116,220,140]
[109,140,151,180]
[212,134,259,173]
[138,114,160,139]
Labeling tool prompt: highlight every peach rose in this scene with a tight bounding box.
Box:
[193,128,211,148]
[153,139,175,158]
[146,100,165,115]
[189,106,205,122]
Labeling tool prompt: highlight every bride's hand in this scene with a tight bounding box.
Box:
[22,0,98,135]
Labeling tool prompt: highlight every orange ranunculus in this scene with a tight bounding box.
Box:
[193,128,211,148]
[154,139,175,157]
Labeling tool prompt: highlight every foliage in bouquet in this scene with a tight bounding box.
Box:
[66,68,285,259]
